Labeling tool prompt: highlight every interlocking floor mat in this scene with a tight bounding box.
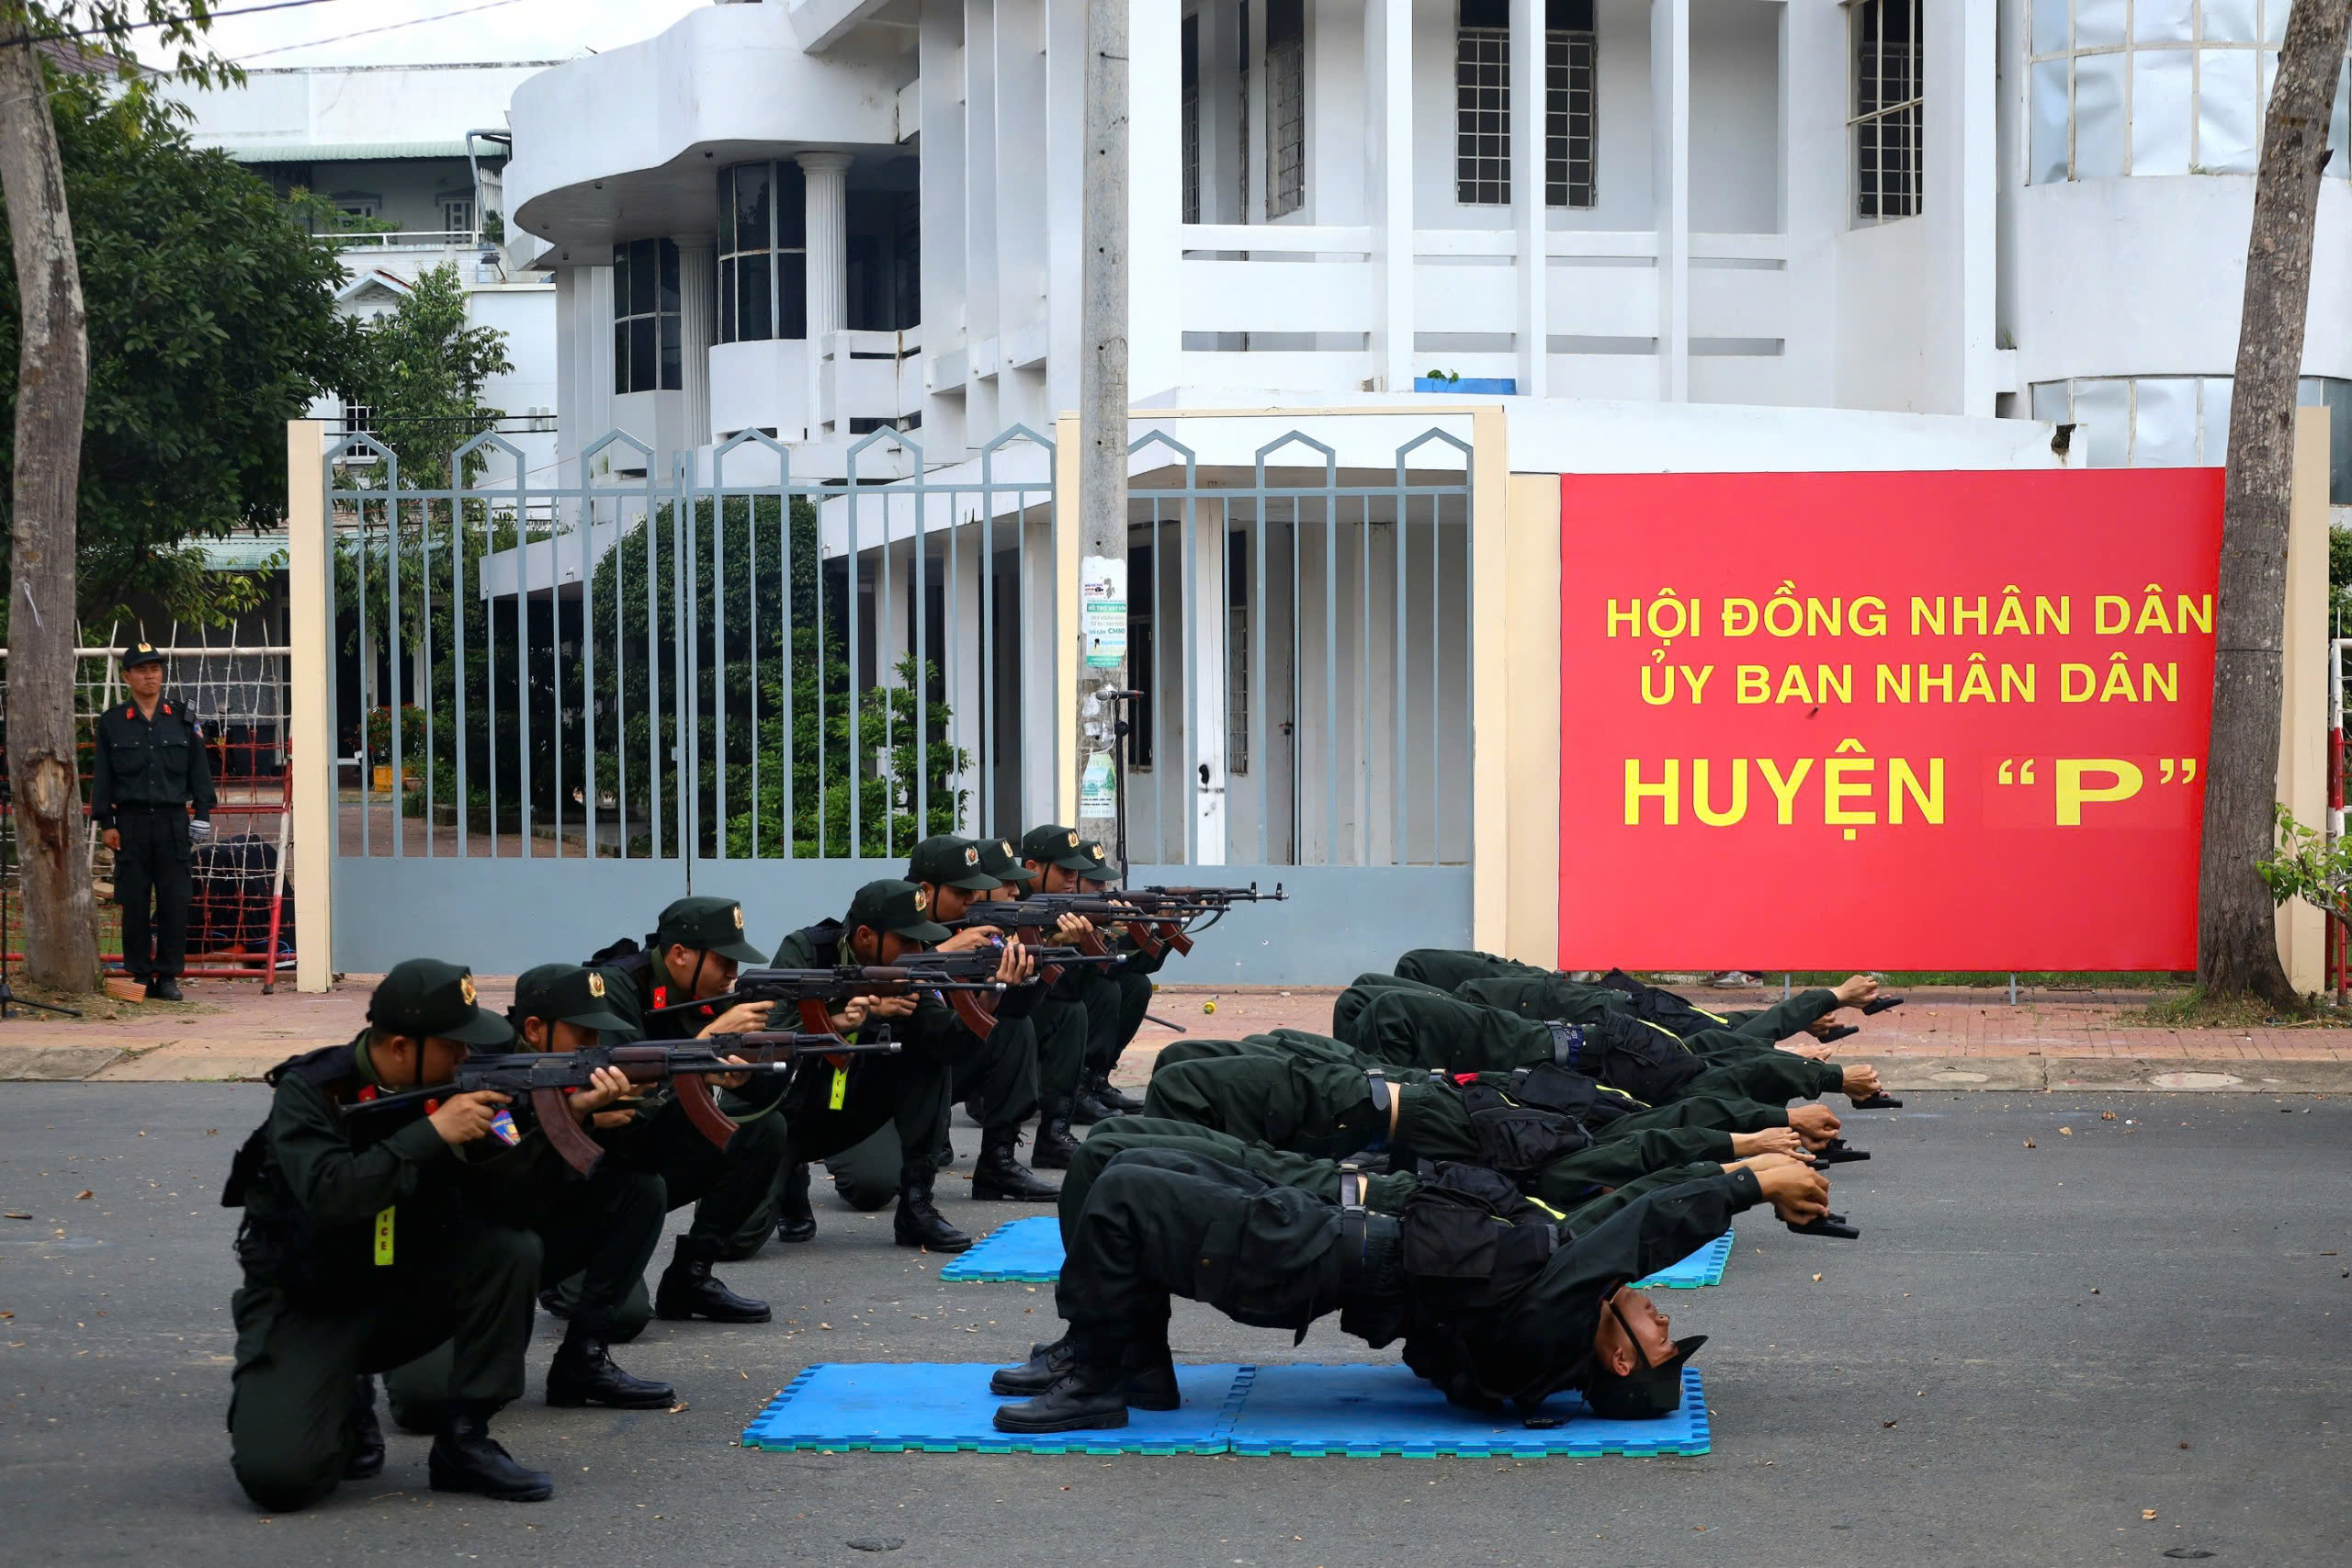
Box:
[741,1361,1710,1458]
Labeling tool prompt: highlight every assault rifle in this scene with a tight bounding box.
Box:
[713,962,1016,1040]
[958,891,1236,960]
[342,1034,898,1176]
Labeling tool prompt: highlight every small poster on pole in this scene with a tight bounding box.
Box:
[1081,555,1127,669]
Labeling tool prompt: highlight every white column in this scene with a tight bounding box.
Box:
[798,152,854,441]
[1926,0,1997,415]
[1368,0,1415,392]
[1129,0,1184,399]
[1650,0,1690,401]
[1511,0,1546,396]
[673,235,715,460]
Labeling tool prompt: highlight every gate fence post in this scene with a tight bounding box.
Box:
[286,420,334,992]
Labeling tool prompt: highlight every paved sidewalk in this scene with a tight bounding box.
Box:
[1,977,2347,1090]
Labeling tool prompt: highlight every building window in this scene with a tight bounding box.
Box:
[1850,0,1923,220]
[438,194,474,234]
[331,191,380,221]
[1547,1,1597,209]
[613,239,682,395]
[717,162,809,344]
[1459,3,1599,210]
[339,398,374,434]
[2030,373,2352,502]
[1455,1,1510,205]
[1182,12,1202,224]
[1266,0,1305,218]
[2028,1,2347,185]
[1237,1,1251,219]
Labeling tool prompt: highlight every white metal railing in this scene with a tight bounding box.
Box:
[331,231,489,251]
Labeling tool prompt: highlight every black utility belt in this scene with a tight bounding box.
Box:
[1339,1210,1402,1300]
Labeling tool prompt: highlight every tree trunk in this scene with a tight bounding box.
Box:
[0,41,98,992]
[2199,0,2352,1008]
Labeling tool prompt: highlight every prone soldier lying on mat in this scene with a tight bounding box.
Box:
[987,1147,1832,1432]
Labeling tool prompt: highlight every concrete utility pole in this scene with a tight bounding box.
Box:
[1075,0,1130,857]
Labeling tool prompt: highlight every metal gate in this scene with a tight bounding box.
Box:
[323,418,1475,979]
[328,426,1059,968]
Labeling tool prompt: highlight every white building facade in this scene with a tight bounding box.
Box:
[175,62,564,481]
[499,0,2352,494]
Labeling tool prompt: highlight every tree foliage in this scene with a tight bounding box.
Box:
[0,68,351,624]
[592,494,970,859]
[335,262,512,491]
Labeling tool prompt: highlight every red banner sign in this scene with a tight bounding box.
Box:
[1557,468,2222,971]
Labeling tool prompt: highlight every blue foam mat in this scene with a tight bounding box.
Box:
[740,1361,1245,1455]
[1222,1363,1710,1458]
[938,1215,1063,1282]
[740,1362,1709,1459]
[1634,1229,1734,1290]
[944,1216,1733,1291]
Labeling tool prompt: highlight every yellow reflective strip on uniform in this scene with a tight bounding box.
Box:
[830,1066,848,1110]
[1696,1007,1728,1024]
[1523,1194,1566,1220]
[373,1206,395,1266]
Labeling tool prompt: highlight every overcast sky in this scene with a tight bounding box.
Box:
[134,0,710,71]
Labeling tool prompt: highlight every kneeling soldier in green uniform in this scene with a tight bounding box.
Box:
[765,879,1037,1252]
[586,896,786,1324]
[382,964,676,1432]
[989,1146,1829,1431]
[221,960,550,1510]
[1021,824,1146,1121]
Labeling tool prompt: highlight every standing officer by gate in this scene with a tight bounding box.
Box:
[92,641,214,1000]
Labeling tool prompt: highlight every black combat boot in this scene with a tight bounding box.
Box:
[892,1160,973,1252]
[990,1331,1177,1410]
[970,1124,1060,1201]
[992,1333,1130,1433]
[428,1405,553,1502]
[146,976,185,1002]
[652,1236,772,1323]
[1069,1077,1125,1125]
[1029,1097,1080,1170]
[775,1160,817,1245]
[1090,1069,1145,1114]
[343,1374,386,1479]
[989,1333,1075,1395]
[546,1318,676,1409]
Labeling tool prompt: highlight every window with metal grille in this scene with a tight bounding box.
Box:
[1850,0,1923,221]
[1182,12,1202,223]
[1455,1,1510,205]
[716,162,809,344]
[612,238,683,395]
[439,194,474,234]
[1237,1,1251,219]
[1546,2,1597,209]
[1266,0,1305,218]
[1458,2,1595,209]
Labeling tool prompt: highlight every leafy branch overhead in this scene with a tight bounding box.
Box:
[0,66,349,626]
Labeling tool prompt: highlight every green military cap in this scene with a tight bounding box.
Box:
[368,958,514,1048]
[973,836,1035,883]
[907,834,1000,893]
[1019,823,1098,873]
[652,895,767,964]
[510,963,636,1036]
[1076,838,1118,881]
[844,878,952,944]
[119,641,164,671]
[1581,1333,1706,1420]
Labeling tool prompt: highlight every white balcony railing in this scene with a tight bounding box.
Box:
[820,327,924,434]
[330,231,491,252]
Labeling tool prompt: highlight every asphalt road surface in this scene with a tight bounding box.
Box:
[2,1085,2345,1568]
